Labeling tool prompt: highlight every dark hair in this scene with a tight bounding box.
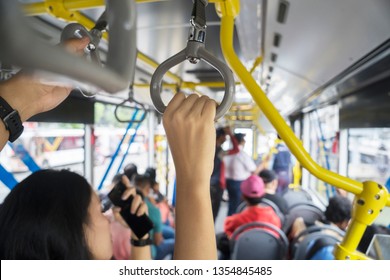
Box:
[259,169,277,184]
[216,127,226,139]
[324,195,352,224]
[124,163,138,181]
[144,167,157,185]
[234,133,246,143]
[0,169,93,259]
[244,196,263,206]
[134,174,152,189]
[111,173,123,184]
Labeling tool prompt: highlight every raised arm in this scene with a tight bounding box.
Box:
[163,93,217,260]
[0,38,89,151]
[224,127,239,155]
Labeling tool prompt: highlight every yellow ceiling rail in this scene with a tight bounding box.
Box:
[225,116,255,121]
[23,0,172,16]
[23,0,104,16]
[217,0,389,260]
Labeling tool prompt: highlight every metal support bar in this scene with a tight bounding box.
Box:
[97,109,140,190]
[0,164,18,190]
[0,0,137,94]
[8,143,41,173]
[116,111,147,174]
[22,1,183,85]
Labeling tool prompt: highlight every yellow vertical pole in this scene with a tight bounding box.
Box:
[217,4,363,196]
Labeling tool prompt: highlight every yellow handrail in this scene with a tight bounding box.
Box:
[216,0,390,260]
[22,0,173,16]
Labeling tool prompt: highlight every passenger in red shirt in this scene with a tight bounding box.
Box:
[216,175,282,259]
[224,175,282,238]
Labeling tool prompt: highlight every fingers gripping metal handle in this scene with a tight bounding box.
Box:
[150,41,235,120]
[0,0,136,94]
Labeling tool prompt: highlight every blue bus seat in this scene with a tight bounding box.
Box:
[282,203,325,234]
[282,188,313,209]
[230,222,289,260]
[290,224,344,260]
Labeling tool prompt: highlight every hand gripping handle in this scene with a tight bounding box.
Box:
[0,0,137,94]
[150,41,235,120]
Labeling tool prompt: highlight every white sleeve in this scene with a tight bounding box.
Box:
[242,152,257,172]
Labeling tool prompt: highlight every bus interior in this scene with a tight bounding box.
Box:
[0,0,389,260]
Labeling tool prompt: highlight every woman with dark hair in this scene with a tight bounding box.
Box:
[0,169,148,260]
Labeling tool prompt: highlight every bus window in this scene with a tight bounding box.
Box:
[0,124,85,173]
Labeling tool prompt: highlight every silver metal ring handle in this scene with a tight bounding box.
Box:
[0,0,137,94]
[150,41,235,120]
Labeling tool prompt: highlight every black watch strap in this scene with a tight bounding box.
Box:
[0,96,24,142]
[131,238,153,247]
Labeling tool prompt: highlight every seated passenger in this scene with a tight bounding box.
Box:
[216,175,281,259]
[135,173,175,260]
[291,195,352,260]
[145,167,175,229]
[258,169,289,215]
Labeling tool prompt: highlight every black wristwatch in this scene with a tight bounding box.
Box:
[131,238,153,247]
[0,96,24,142]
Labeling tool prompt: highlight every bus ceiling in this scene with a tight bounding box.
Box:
[0,0,389,120]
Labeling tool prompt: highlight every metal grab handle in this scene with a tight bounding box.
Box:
[114,100,147,123]
[150,41,235,120]
[0,0,137,94]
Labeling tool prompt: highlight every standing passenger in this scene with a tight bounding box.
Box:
[270,135,293,194]
[210,127,239,222]
[224,133,256,216]
[258,169,289,216]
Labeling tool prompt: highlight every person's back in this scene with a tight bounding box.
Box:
[292,195,352,260]
[259,169,289,215]
[224,205,281,238]
[271,136,293,194]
